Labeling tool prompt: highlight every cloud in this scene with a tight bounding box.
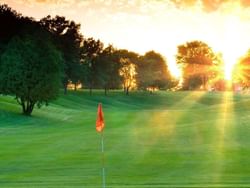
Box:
[4,0,250,13]
[241,0,250,6]
[202,0,226,12]
[170,0,197,8]
[169,0,250,12]
[36,0,47,2]
[10,0,77,7]
[9,0,249,17]
[34,0,64,3]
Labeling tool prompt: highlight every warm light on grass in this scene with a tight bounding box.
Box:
[212,91,235,183]
[1,91,250,187]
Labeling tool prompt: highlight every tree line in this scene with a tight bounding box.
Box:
[176,41,250,91]
[0,4,176,115]
[1,4,249,115]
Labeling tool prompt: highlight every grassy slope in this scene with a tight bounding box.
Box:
[0,90,250,187]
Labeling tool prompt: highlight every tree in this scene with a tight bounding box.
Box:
[0,4,22,71]
[0,24,63,115]
[137,51,173,92]
[40,15,82,94]
[208,52,226,91]
[176,40,219,90]
[95,45,122,95]
[0,4,22,44]
[114,49,140,93]
[80,37,104,95]
[233,50,250,88]
[119,58,137,95]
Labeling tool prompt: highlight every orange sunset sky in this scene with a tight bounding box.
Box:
[1,0,250,79]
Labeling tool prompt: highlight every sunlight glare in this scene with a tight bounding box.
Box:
[220,15,245,81]
[213,91,234,183]
[223,54,237,81]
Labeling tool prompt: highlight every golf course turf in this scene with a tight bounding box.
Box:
[1,90,250,187]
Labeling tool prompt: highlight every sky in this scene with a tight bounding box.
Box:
[1,0,250,79]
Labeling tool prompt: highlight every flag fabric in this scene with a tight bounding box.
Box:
[96,103,105,132]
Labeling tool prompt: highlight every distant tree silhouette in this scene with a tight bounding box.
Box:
[137,51,173,92]
[0,4,23,69]
[176,41,220,90]
[80,37,104,95]
[40,15,82,94]
[119,58,137,95]
[114,50,139,93]
[233,50,250,89]
[95,45,122,95]
[0,4,21,44]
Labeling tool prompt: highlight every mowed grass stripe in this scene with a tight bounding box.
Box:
[0,91,250,187]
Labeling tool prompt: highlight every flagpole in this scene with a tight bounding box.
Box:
[101,131,106,188]
[96,103,106,188]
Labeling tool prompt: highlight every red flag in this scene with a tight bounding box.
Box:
[96,103,104,132]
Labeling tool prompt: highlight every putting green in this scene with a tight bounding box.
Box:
[0,90,250,187]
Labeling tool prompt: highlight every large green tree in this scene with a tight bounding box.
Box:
[0,4,23,69]
[176,40,219,90]
[137,51,173,92]
[0,24,63,115]
[0,4,21,45]
[40,15,82,94]
[95,45,122,95]
[80,37,104,95]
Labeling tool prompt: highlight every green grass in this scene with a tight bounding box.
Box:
[1,90,250,187]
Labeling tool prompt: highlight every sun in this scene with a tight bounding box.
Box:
[219,14,247,81]
[219,41,243,81]
[221,34,244,81]
[223,54,238,81]
[222,43,245,81]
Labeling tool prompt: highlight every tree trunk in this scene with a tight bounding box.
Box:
[89,84,92,95]
[202,75,206,90]
[21,100,35,116]
[63,78,68,95]
[126,87,129,95]
[74,83,77,91]
[64,84,67,95]
[104,87,107,96]
[123,83,126,93]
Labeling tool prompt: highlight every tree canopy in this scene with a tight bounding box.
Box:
[0,4,22,44]
[80,37,104,95]
[176,40,220,90]
[233,50,250,89]
[137,51,173,92]
[95,45,122,95]
[0,23,63,115]
[119,58,137,95]
[0,4,180,116]
[40,15,83,94]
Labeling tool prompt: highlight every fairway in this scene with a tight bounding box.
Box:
[1,91,250,187]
